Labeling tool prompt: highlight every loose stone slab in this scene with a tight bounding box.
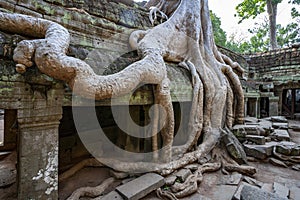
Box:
[175,168,192,182]
[272,123,289,130]
[271,116,288,123]
[241,185,288,200]
[243,144,268,159]
[273,182,289,199]
[272,130,290,141]
[116,173,165,200]
[233,182,252,200]
[275,141,299,156]
[246,135,266,145]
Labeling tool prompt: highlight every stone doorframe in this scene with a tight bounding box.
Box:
[0,80,64,199]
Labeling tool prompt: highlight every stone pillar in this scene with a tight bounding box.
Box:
[269,97,279,117]
[255,98,259,118]
[17,84,63,199]
[244,98,248,117]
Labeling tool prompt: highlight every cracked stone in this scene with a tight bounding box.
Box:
[241,185,288,200]
[271,130,290,141]
[246,135,266,145]
[272,123,289,130]
[116,173,164,200]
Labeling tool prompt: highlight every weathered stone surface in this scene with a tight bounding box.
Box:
[241,185,288,200]
[262,183,273,193]
[98,190,124,200]
[275,141,299,156]
[269,158,288,168]
[0,163,16,187]
[272,123,289,130]
[242,176,263,187]
[258,123,273,136]
[175,168,192,182]
[116,173,164,200]
[222,130,248,164]
[246,135,266,145]
[232,125,259,136]
[243,144,268,159]
[233,182,252,200]
[272,130,290,141]
[271,116,288,123]
[289,186,300,200]
[164,175,177,186]
[273,182,289,199]
[289,125,300,132]
[244,117,259,123]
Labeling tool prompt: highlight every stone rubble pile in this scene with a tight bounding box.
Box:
[232,116,300,170]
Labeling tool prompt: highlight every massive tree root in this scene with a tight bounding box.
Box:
[0,0,256,198]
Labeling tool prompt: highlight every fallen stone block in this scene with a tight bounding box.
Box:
[272,123,289,130]
[240,185,288,200]
[116,173,164,200]
[165,175,176,186]
[233,182,252,200]
[273,182,289,199]
[246,135,266,145]
[271,116,288,123]
[244,117,259,123]
[271,130,290,141]
[289,125,300,132]
[258,122,273,136]
[275,141,299,156]
[269,158,288,168]
[175,168,192,182]
[243,144,267,159]
[289,186,300,200]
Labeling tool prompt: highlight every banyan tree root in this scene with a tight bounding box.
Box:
[0,0,255,197]
[66,177,115,200]
[59,158,103,183]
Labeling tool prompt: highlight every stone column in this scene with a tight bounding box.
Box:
[244,97,248,117]
[269,97,279,117]
[17,84,63,199]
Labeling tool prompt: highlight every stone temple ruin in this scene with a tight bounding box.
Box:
[0,0,299,199]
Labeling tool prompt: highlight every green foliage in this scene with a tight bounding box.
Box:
[235,0,267,23]
[224,20,300,53]
[210,11,227,46]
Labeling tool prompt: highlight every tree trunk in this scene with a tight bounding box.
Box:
[0,0,256,198]
[267,0,278,50]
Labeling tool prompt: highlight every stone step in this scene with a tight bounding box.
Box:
[116,173,164,200]
[261,183,273,193]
